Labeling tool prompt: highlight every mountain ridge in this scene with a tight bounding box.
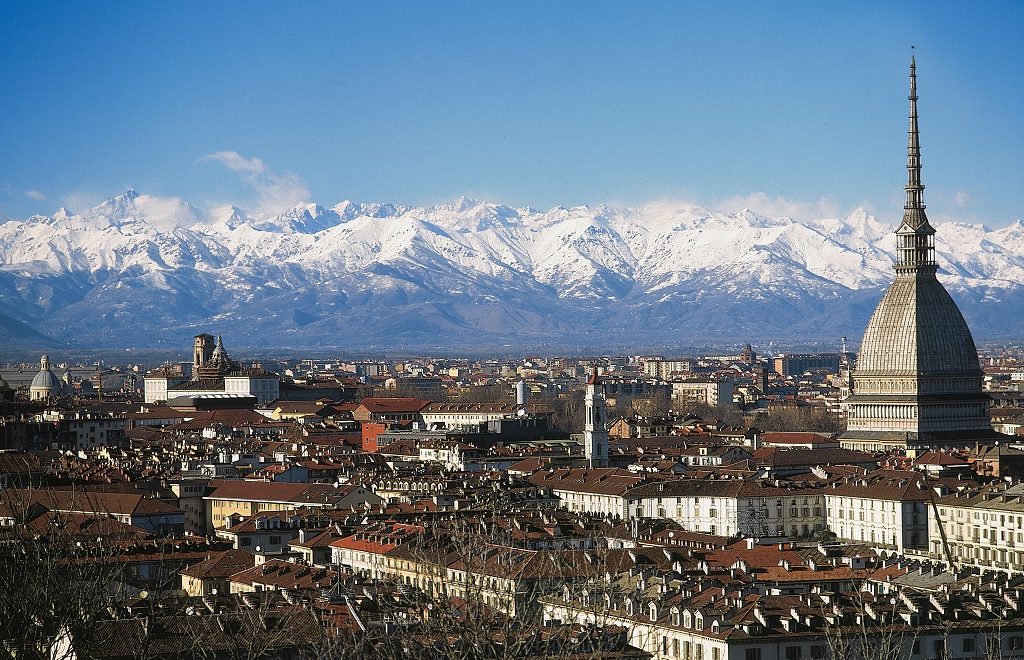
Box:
[1,192,1022,350]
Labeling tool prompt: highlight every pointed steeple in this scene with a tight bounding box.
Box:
[904,52,927,220]
[894,52,937,272]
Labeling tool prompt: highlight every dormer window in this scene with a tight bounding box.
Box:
[683,612,692,628]
[695,614,704,631]
[649,602,659,621]
[671,607,681,626]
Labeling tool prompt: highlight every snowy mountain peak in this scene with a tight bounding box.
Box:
[1,191,1022,349]
[89,190,141,221]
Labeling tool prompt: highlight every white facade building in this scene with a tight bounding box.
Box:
[626,479,826,539]
[823,470,930,553]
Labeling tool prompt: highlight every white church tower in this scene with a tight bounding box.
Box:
[583,368,609,467]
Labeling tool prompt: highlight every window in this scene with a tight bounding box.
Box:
[810,645,825,659]
[241,537,252,547]
[912,640,920,655]
[1012,637,1024,651]
[269,535,282,545]
[744,650,761,660]
[785,647,802,660]
[712,648,720,660]
[962,638,975,653]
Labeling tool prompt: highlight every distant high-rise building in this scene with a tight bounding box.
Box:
[841,57,1001,452]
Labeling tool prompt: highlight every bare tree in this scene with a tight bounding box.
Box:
[817,581,918,660]
[756,406,845,433]
[672,400,745,427]
[0,486,145,659]
[317,516,640,660]
[445,385,514,404]
[628,392,672,419]
[547,391,585,435]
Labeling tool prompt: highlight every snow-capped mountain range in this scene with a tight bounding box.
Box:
[2,190,1023,350]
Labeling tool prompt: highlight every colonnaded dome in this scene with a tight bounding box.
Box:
[30,355,63,400]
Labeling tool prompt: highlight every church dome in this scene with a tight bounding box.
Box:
[30,355,63,399]
[856,275,981,376]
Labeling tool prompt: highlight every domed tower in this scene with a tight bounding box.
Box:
[840,56,998,452]
[30,355,63,401]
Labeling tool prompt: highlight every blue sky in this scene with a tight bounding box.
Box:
[1,1,1022,226]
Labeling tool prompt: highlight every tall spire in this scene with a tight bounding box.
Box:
[895,51,936,271]
[903,51,929,226]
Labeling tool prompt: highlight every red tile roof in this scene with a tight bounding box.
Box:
[356,397,432,413]
[180,548,256,579]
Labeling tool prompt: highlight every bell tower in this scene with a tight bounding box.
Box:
[583,368,609,467]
